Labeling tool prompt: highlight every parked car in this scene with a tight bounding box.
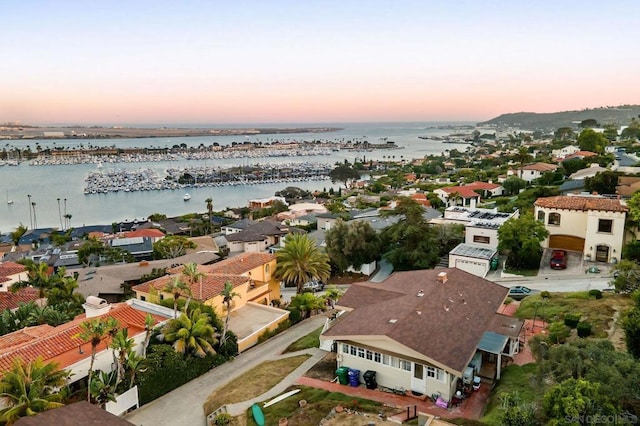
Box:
[550,250,568,269]
[302,280,325,292]
[508,286,539,300]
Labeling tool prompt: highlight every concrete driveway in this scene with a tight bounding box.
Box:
[538,249,584,277]
[124,315,327,426]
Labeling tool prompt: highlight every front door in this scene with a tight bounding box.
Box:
[595,245,610,262]
[411,363,427,395]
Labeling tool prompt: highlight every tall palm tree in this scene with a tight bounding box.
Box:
[126,349,145,389]
[163,276,191,318]
[205,197,213,234]
[75,318,112,402]
[220,281,239,345]
[109,328,135,387]
[89,371,117,409]
[161,308,217,358]
[31,202,37,229]
[142,314,154,358]
[57,198,63,230]
[182,263,204,310]
[275,233,330,294]
[10,223,28,248]
[11,261,57,299]
[0,357,70,424]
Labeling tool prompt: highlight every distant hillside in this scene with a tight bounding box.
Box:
[478,105,640,130]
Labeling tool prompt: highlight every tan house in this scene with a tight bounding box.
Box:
[534,195,628,262]
[132,252,288,352]
[321,269,522,402]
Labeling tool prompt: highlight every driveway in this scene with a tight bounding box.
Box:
[538,249,584,277]
[125,315,327,426]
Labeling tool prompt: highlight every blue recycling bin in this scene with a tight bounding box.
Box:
[348,369,360,387]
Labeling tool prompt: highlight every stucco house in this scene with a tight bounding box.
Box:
[433,186,481,208]
[224,221,296,253]
[510,162,558,183]
[534,195,628,262]
[132,252,288,352]
[321,269,523,402]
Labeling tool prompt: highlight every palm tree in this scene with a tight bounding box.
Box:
[31,202,37,229]
[205,197,213,234]
[142,314,154,357]
[57,198,63,230]
[515,146,531,166]
[89,371,117,409]
[75,318,113,402]
[323,285,344,309]
[163,276,191,318]
[0,357,70,424]
[275,233,330,294]
[289,292,325,319]
[10,223,28,247]
[109,328,135,387]
[161,308,217,358]
[11,261,57,299]
[126,349,145,389]
[182,263,204,310]
[220,280,239,345]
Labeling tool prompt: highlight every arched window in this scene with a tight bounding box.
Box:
[548,213,561,226]
[537,211,545,222]
[265,264,270,273]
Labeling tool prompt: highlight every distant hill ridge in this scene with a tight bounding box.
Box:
[478,105,640,130]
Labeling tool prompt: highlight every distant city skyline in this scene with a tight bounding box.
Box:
[2,0,639,125]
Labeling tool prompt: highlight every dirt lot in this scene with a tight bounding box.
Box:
[321,411,401,425]
[305,352,337,381]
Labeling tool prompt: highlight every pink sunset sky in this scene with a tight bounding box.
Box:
[2,0,639,125]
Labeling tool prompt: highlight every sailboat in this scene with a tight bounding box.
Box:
[6,190,14,205]
[183,193,191,201]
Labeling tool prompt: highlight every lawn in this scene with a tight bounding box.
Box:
[203,354,311,416]
[480,364,541,425]
[515,292,634,339]
[502,268,539,277]
[283,326,322,353]
[246,385,392,426]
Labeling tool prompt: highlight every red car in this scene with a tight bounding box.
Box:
[550,250,568,269]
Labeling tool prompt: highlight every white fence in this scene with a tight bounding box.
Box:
[106,386,139,416]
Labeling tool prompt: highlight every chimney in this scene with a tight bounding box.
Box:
[83,296,111,318]
[437,272,448,284]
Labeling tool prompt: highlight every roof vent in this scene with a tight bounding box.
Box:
[388,318,398,324]
[437,272,448,284]
[417,289,424,297]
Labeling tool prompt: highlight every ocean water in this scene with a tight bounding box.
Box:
[0,122,471,231]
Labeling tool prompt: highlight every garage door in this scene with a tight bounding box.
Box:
[549,235,585,252]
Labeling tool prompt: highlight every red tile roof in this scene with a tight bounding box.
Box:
[204,252,276,275]
[0,261,26,277]
[535,196,628,212]
[439,186,481,198]
[0,303,164,375]
[126,229,165,238]
[133,274,248,302]
[0,287,40,311]
[0,325,54,350]
[521,162,558,172]
[465,181,502,190]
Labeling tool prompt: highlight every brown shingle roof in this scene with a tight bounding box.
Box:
[14,401,134,425]
[324,268,508,374]
[521,162,558,172]
[534,196,628,212]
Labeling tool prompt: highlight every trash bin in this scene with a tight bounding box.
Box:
[348,369,360,387]
[363,370,377,389]
[490,257,499,271]
[335,366,350,385]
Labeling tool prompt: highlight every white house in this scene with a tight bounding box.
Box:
[551,145,580,159]
[509,162,558,183]
[321,269,523,402]
[534,195,628,262]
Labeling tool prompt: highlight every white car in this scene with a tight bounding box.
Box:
[302,280,325,292]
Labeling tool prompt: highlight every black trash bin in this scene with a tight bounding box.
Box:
[363,370,377,389]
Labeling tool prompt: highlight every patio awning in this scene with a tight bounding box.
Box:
[477,331,509,354]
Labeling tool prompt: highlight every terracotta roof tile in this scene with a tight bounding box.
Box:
[0,325,54,350]
[0,287,40,311]
[521,162,558,172]
[465,181,501,190]
[125,229,166,238]
[534,196,628,212]
[204,252,275,275]
[133,274,248,302]
[0,304,163,375]
[0,261,26,277]
[440,186,481,198]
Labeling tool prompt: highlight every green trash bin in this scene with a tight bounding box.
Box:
[336,366,350,385]
[490,257,499,271]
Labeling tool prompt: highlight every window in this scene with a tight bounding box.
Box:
[436,369,445,381]
[473,235,490,244]
[265,264,270,273]
[598,219,613,233]
[537,211,545,222]
[548,213,561,226]
[160,294,164,300]
[140,296,146,301]
[366,350,373,361]
[426,366,446,381]
[401,360,411,371]
[342,343,349,354]
[390,357,400,368]
[382,354,390,365]
[357,348,365,358]
[374,352,381,363]
[350,346,357,356]
[426,366,436,378]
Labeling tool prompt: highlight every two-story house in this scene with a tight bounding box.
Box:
[534,195,628,262]
[509,162,558,183]
[132,252,288,351]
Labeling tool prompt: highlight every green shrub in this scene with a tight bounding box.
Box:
[577,322,592,338]
[548,322,570,344]
[136,343,229,405]
[288,308,302,325]
[213,413,232,425]
[563,313,582,328]
[541,291,551,299]
[588,289,603,299]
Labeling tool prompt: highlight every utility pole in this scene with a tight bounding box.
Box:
[27,194,33,229]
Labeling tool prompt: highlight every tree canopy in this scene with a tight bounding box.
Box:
[325,219,381,273]
[498,214,549,270]
[329,163,361,189]
[274,233,330,293]
[577,128,609,154]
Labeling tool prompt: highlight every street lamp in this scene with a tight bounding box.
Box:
[27,194,32,229]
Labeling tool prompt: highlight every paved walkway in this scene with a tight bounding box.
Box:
[125,316,326,426]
